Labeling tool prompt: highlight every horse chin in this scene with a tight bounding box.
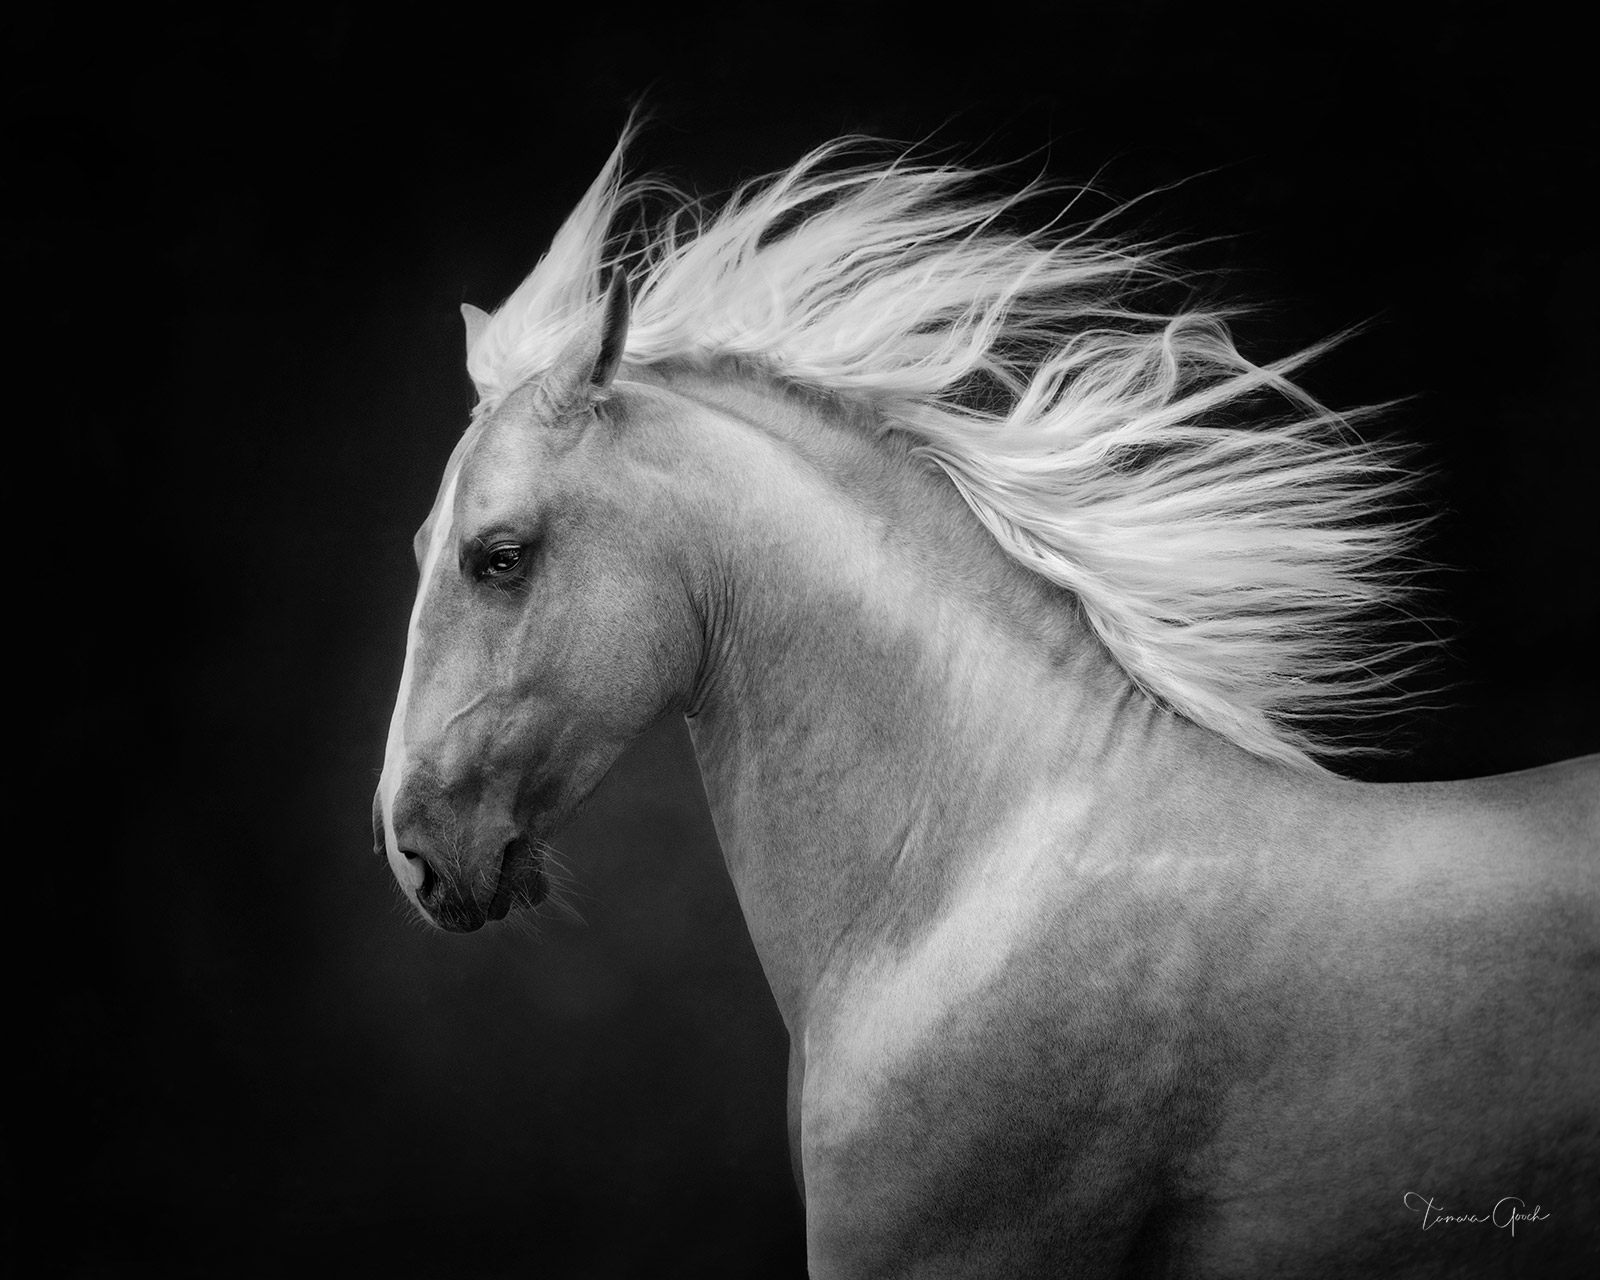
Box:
[422,901,491,934]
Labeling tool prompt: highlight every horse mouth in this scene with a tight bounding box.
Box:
[417,836,548,933]
[486,835,547,922]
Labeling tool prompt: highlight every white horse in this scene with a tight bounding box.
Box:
[373,132,1598,1276]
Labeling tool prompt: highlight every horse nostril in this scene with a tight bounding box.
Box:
[401,850,437,899]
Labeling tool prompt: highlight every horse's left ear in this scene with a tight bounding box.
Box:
[541,270,632,411]
[590,269,631,393]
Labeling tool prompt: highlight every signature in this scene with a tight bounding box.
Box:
[1403,1193,1551,1237]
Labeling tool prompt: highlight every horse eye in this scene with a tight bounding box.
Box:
[483,544,522,578]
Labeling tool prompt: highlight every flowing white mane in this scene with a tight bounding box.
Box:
[466,131,1427,772]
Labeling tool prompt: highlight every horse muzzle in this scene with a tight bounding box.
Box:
[412,832,549,932]
[427,834,549,931]
[376,781,549,931]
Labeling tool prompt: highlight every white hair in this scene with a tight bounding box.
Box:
[466,129,1428,772]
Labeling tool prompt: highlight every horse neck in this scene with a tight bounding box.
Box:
[645,365,1190,1030]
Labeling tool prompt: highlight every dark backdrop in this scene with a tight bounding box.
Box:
[11,4,1594,1276]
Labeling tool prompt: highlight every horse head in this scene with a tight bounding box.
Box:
[373,273,698,930]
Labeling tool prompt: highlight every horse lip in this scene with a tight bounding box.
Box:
[487,836,537,921]
[486,858,515,921]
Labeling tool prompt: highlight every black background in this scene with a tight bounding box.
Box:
[10,3,1595,1276]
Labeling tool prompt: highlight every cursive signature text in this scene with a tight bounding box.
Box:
[1403,1193,1550,1237]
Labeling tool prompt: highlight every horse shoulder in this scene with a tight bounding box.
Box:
[793,817,1261,1275]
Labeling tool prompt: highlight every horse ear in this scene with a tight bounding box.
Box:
[540,271,632,410]
[591,269,631,392]
[461,303,490,357]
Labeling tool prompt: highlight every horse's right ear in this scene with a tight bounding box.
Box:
[461,303,491,358]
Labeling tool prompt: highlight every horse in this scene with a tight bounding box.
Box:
[372,131,1599,1276]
